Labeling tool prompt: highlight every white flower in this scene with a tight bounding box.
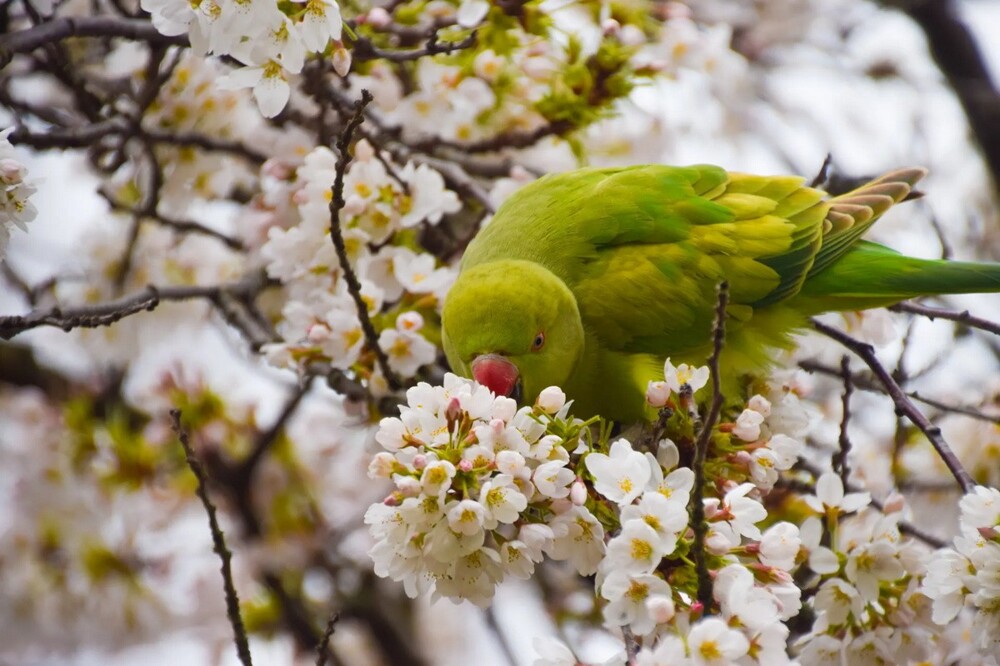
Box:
[636,637,688,666]
[399,163,461,226]
[814,578,864,626]
[687,617,749,665]
[621,492,687,555]
[294,0,342,52]
[446,499,487,535]
[732,408,765,442]
[533,636,576,666]
[533,460,574,499]
[218,61,291,118]
[797,634,845,665]
[646,380,671,407]
[0,129,37,257]
[715,564,780,633]
[749,448,779,490]
[456,0,489,27]
[922,548,971,624]
[393,250,454,294]
[549,506,605,575]
[747,394,771,416]
[436,546,502,607]
[715,483,767,541]
[663,358,710,394]
[518,523,553,562]
[500,540,536,579]
[601,571,672,635]
[845,540,905,602]
[960,485,1000,531]
[585,439,651,505]
[535,386,566,414]
[759,522,801,571]
[479,474,528,526]
[379,328,437,377]
[804,472,870,516]
[603,519,665,574]
[420,460,456,496]
[768,434,802,470]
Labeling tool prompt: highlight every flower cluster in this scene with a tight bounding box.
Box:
[922,485,1000,655]
[0,128,36,259]
[369,364,809,662]
[366,374,592,605]
[647,359,805,493]
[259,140,459,380]
[795,473,936,664]
[141,0,346,117]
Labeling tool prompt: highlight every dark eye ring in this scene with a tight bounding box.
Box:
[531,332,545,351]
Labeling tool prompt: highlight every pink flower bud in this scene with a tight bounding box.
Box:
[396,311,424,332]
[458,459,474,472]
[646,380,671,407]
[412,454,427,470]
[570,480,587,506]
[731,450,752,466]
[0,158,25,183]
[646,594,675,623]
[332,44,352,77]
[261,158,292,180]
[601,18,621,36]
[882,492,906,514]
[307,323,332,343]
[383,493,400,506]
[536,386,566,414]
[396,477,420,496]
[445,397,463,426]
[979,526,1000,540]
[365,7,391,28]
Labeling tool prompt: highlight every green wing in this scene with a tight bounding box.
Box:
[563,165,829,355]
[465,164,928,359]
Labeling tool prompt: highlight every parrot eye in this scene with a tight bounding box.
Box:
[531,332,545,351]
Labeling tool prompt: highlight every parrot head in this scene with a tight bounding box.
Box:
[442,259,585,406]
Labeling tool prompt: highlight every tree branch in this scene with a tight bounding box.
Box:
[170,409,254,666]
[0,16,188,67]
[889,300,1000,337]
[327,89,402,391]
[882,0,1000,193]
[813,318,975,493]
[0,272,272,340]
[691,281,729,611]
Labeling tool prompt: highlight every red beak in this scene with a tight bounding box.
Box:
[472,354,520,399]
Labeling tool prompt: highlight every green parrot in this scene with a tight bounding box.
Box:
[441,165,1000,422]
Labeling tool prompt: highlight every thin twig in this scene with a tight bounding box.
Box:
[813,319,975,493]
[798,359,1000,425]
[833,356,853,488]
[239,379,312,477]
[889,300,1000,337]
[0,273,271,340]
[314,611,340,666]
[691,282,729,611]
[621,625,640,664]
[327,89,402,390]
[351,30,478,62]
[170,409,254,666]
[0,16,188,67]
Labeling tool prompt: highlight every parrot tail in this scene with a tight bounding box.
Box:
[794,240,1000,313]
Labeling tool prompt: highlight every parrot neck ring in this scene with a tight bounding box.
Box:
[472,353,522,402]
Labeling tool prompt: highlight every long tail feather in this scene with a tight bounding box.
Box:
[794,240,1000,313]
